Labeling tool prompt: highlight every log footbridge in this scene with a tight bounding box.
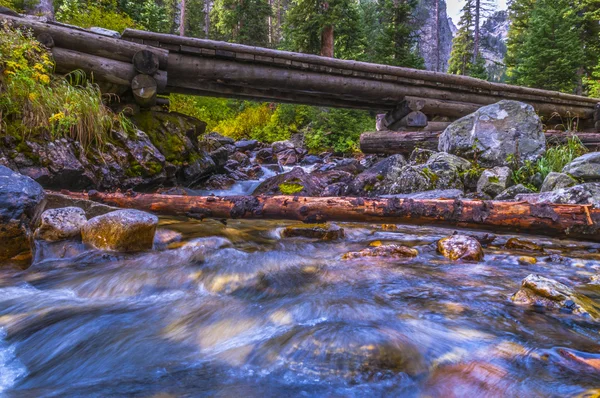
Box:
[2,11,600,138]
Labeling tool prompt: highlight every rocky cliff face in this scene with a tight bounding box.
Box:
[480,10,509,82]
[413,0,454,72]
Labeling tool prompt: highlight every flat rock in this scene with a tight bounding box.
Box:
[437,235,484,261]
[35,207,87,241]
[562,152,600,181]
[82,210,158,252]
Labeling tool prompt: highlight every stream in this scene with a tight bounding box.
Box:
[1,171,600,397]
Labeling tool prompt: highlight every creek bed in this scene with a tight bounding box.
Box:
[0,218,599,397]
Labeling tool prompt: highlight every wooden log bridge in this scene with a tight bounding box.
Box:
[1,11,599,129]
[71,191,600,242]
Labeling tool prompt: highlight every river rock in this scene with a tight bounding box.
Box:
[342,244,418,260]
[437,235,484,261]
[34,207,87,242]
[438,100,545,168]
[0,166,46,261]
[423,361,510,398]
[272,140,295,153]
[235,139,259,151]
[562,152,600,181]
[255,147,274,163]
[505,237,543,252]
[540,172,577,192]
[495,184,533,200]
[252,167,324,196]
[515,183,600,207]
[477,166,512,198]
[511,274,597,317]
[81,210,158,252]
[282,223,345,240]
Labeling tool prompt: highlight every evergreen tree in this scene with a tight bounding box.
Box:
[510,0,584,92]
[448,0,486,78]
[504,0,534,82]
[210,0,272,46]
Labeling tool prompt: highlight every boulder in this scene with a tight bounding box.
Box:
[81,210,158,252]
[343,244,418,260]
[438,100,545,168]
[253,167,324,196]
[515,183,600,207]
[282,223,345,240]
[409,148,438,164]
[424,152,472,190]
[511,274,598,318]
[255,148,274,163]
[495,184,533,200]
[272,140,295,153]
[348,155,407,196]
[477,166,512,198]
[35,207,87,242]
[0,166,46,261]
[562,152,600,181]
[437,235,484,261]
[301,155,323,165]
[44,191,119,218]
[540,172,577,192]
[235,139,259,151]
[382,189,465,200]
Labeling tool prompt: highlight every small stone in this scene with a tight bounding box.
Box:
[282,223,345,240]
[35,207,87,241]
[505,238,543,252]
[82,209,158,252]
[154,229,183,249]
[540,172,577,192]
[495,184,533,200]
[437,235,484,261]
[477,166,512,198]
[518,256,537,265]
[343,244,418,260]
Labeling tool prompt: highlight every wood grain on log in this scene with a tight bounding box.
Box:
[131,74,158,107]
[67,191,600,242]
[133,50,160,75]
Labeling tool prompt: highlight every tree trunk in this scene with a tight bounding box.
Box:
[473,0,480,62]
[204,0,211,38]
[179,0,186,36]
[435,0,440,71]
[71,191,600,242]
[320,25,334,58]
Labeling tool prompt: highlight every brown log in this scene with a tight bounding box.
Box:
[360,130,600,155]
[74,191,600,242]
[0,14,168,68]
[122,28,599,106]
[131,74,157,107]
[412,97,480,118]
[394,111,428,129]
[133,50,160,75]
[383,98,425,127]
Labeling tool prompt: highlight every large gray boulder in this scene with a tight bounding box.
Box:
[438,100,545,168]
[0,166,46,261]
[82,210,158,252]
[562,152,600,182]
[540,172,577,192]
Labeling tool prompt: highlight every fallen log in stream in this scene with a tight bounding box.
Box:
[61,191,600,242]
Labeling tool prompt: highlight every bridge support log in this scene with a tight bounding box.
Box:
[389,111,428,130]
[69,191,600,242]
[360,131,600,155]
[132,74,158,107]
[595,103,600,132]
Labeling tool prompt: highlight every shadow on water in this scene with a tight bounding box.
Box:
[0,217,599,397]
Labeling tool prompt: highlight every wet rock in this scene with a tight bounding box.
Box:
[424,361,510,398]
[515,183,600,207]
[511,274,597,317]
[32,239,86,263]
[495,184,533,200]
[230,151,250,166]
[44,192,119,218]
[272,140,295,153]
[277,148,302,165]
[437,235,484,261]
[255,147,274,163]
[518,256,537,265]
[81,210,158,252]
[562,152,600,182]
[0,166,46,262]
[438,100,545,168]
[540,172,577,192]
[505,237,543,252]
[153,229,183,250]
[253,167,324,196]
[203,174,236,190]
[301,155,323,165]
[209,146,230,169]
[477,166,512,198]
[235,139,258,151]
[282,223,345,240]
[34,207,87,242]
[342,244,418,260]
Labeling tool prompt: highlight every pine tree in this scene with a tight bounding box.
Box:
[510,0,584,92]
[448,0,486,78]
[210,0,272,46]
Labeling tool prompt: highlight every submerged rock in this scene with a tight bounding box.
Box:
[0,166,46,262]
[342,244,418,260]
[424,361,510,398]
[35,207,87,242]
[540,172,577,192]
[505,238,543,252]
[477,166,512,198]
[81,210,158,252]
[282,223,345,240]
[437,235,484,261]
[562,152,600,182]
[438,100,545,168]
[511,274,597,318]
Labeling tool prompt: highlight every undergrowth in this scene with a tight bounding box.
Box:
[0,22,132,149]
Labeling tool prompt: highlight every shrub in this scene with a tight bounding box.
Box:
[55,0,138,33]
[0,22,131,149]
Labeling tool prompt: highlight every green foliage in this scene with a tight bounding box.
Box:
[511,136,588,190]
[0,23,131,149]
[448,0,487,78]
[278,182,304,194]
[303,107,374,153]
[210,0,272,46]
[55,0,138,32]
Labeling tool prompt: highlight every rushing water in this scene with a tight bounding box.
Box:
[1,216,600,397]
